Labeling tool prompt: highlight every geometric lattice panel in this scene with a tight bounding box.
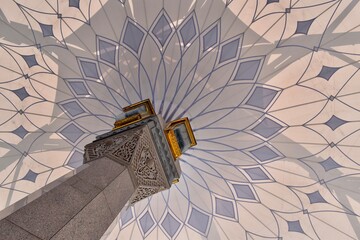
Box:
[1,1,360,240]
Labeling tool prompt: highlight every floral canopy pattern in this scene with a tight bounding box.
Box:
[0,0,360,239]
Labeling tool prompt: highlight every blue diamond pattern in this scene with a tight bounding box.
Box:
[318,66,339,80]
[67,150,83,168]
[325,115,347,130]
[123,21,144,53]
[60,123,84,143]
[203,25,218,52]
[12,87,30,101]
[295,19,315,35]
[307,191,327,204]
[80,60,99,79]
[252,117,282,139]
[235,59,261,81]
[246,86,278,109]
[244,167,270,181]
[121,208,133,226]
[68,81,89,95]
[61,100,85,117]
[219,38,240,63]
[288,220,304,233]
[188,208,209,235]
[215,197,235,218]
[69,0,80,8]
[12,125,29,139]
[23,170,38,182]
[22,55,38,68]
[161,213,181,237]
[152,15,172,46]
[320,157,342,171]
[139,211,155,235]
[250,145,279,162]
[180,17,196,46]
[98,39,117,65]
[232,184,257,200]
[39,23,54,37]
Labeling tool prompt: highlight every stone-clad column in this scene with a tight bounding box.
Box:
[0,158,132,240]
[84,125,173,204]
[0,123,179,240]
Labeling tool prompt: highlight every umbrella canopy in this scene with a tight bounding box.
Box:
[1,0,360,239]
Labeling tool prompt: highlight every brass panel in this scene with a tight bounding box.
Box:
[113,99,155,130]
[113,114,141,130]
[123,99,155,117]
[164,129,182,159]
[164,117,197,147]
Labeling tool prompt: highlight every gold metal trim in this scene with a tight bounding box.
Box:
[123,99,155,117]
[113,114,141,130]
[112,100,197,161]
[164,129,182,159]
[164,117,197,160]
[164,117,197,147]
[113,99,155,130]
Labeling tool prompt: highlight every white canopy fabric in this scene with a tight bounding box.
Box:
[1,0,360,239]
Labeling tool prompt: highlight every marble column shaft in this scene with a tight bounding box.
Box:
[0,158,134,240]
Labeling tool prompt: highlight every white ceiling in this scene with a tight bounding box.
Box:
[0,0,360,239]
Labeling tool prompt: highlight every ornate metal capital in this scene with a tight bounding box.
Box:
[84,124,176,204]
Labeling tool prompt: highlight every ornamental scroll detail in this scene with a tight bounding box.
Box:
[129,127,168,204]
[108,133,140,164]
[84,125,169,204]
[131,127,167,188]
[137,149,157,180]
[84,127,143,164]
[130,186,159,204]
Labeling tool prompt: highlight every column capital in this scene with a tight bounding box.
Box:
[84,119,180,204]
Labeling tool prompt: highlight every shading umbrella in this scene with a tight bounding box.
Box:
[0,0,359,239]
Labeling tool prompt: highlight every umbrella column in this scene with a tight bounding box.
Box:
[0,99,196,240]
